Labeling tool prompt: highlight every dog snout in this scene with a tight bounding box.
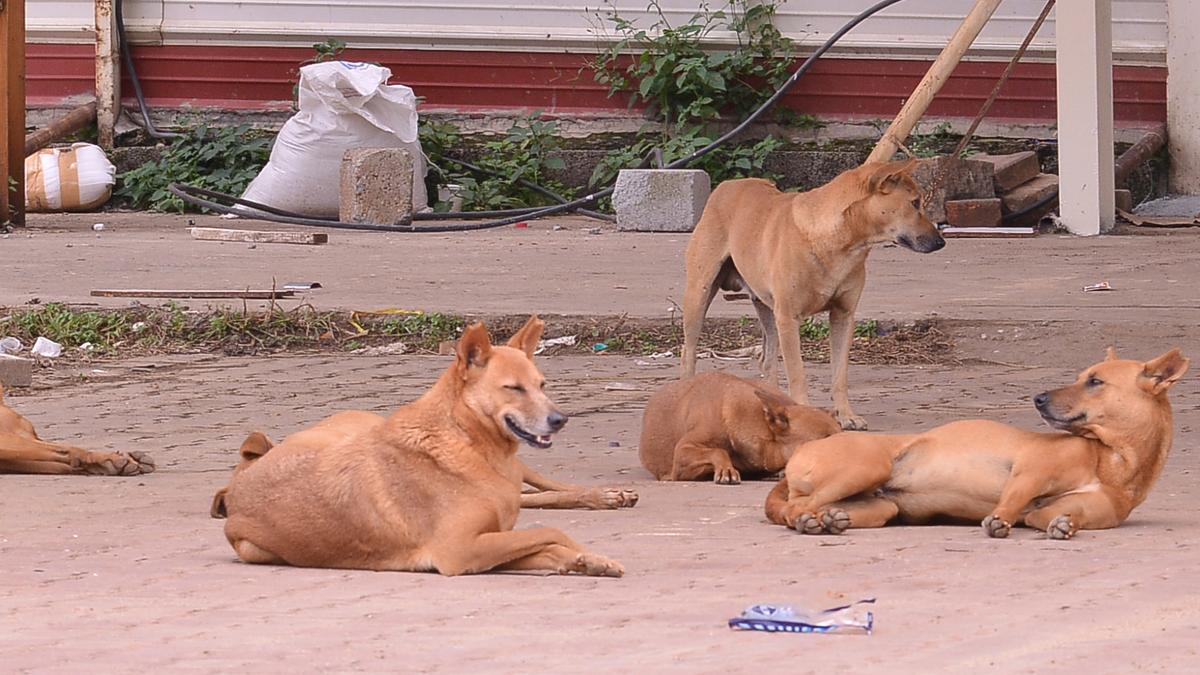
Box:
[547,410,568,431]
[917,234,945,253]
[1033,392,1050,410]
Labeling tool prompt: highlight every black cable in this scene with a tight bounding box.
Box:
[116,0,182,139]
[170,0,907,230]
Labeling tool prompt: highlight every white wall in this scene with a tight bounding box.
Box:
[26,0,1168,63]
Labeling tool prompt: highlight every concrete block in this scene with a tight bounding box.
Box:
[1115,188,1133,212]
[972,151,1041,192]
[1000,173,1060,214]
[339,148,414,226]
[945,198,1003,228]
[613,169,711,232]
[909,157,996,223]
[0,354,33,388]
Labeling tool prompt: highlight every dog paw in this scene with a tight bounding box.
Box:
[82,450,156,476]
[713,467,742,485]
[1047,515,1077,540]
[836,412,868,431]
[982,515,1011,538]
[791,512,825,535]
[820,508,851,535]
[572,552,624,578]
[586,487,638,509]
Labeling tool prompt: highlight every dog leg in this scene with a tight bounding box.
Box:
[681,254,726,379]
[670,442,741,484]
[829,301,867,430]
[432,528,623,577]
[497,543,625,577]
[774,312,810,404]
[0,434,154,475]
[752,298,780,384]
[984,471,1053,538]
[1023,488,1131,540]
[822,496,899,531]
[518,460,638,509]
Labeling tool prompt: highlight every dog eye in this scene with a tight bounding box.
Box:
[1086,376,1103,387]
[505,384,526,393]
[911,198,920,209]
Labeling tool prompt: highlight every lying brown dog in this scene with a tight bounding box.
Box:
[766,348,1188,539]
[639,371,841,484]
[681,161,944,430]
[0,382,154,475]
[213,316,624,576]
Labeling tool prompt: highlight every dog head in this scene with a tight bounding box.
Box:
[857,160,945,254]
[455,315,567,450]
[755,389,843,458]
[1034,347,1189,441]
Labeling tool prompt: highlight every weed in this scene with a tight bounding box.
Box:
[116,125,271,212]
[588,0,799,197]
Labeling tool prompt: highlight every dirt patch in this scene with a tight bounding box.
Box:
[0,304,956,366]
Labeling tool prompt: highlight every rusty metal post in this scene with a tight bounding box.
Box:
[1,0,27,225]
[95,0,120,150]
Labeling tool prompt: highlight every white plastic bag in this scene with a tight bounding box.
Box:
[25,143,116,212]
[240,61,428,217]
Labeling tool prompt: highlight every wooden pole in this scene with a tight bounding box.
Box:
[866,0,1004,163]
[95,0,120,150]
[0,0,26,225]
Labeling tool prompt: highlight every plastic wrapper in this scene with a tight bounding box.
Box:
[728,598,875,634]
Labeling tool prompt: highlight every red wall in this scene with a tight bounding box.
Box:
[26,44,1167,122]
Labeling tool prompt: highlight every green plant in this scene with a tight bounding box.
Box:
[453,114,572,211]
[293,38,348,105]
[592,0,796,131]
[588,0,798,199]
[116,124,271,212]
[418,120,463,205]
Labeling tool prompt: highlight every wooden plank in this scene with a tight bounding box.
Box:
[941,226,1038,238]
[190,227,329,245]
[94,0,119,150]
[91,289,297,299]
[0,0,26,225]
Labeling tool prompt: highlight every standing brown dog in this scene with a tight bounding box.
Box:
[0,382,154,475]
[681,160,944,430]
[639,371,841,484]
[215,316,624,576]
[765,348,1188,539]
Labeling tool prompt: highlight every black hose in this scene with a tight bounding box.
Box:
[169,0,907,231]
[116,0,182,140]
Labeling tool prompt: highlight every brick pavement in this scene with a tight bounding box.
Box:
[2,354,1199,672]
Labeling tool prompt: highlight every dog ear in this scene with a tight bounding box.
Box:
[867,159,917,194]
[754,389,792,434]
[1105,346,1119,361]
[506,315,545,359]
[456,322,493,374]
[238,431,275,463]
[1141,348,1190,395]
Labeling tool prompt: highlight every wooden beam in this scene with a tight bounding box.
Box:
[0,0,26,226]
[95,0,120,150]
[866,0,1003,163]
[91,289,298,300]
[190,227,330,245]
[24,101,98,155]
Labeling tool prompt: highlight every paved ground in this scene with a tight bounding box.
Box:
[2,215,1200,672]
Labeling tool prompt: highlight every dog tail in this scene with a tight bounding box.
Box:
[210,431,276,519]
[764,477,791,525]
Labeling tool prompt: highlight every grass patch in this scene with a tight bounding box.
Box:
[0,305,952,365]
